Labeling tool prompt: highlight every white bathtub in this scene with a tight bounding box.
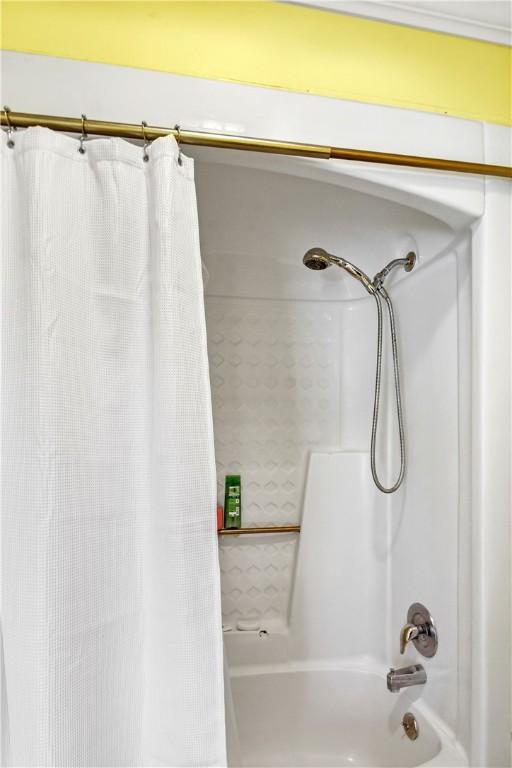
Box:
[225,642,467,768]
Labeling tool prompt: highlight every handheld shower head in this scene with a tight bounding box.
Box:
[302,247,375,294]
[303,248,332,270]
[302,245,416,495]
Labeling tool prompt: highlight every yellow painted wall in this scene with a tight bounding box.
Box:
[1,1,511,126]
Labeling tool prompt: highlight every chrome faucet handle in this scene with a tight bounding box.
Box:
[400,623,420,654]
[400,603,438,658]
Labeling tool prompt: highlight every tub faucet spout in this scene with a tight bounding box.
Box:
[387,664,427,693]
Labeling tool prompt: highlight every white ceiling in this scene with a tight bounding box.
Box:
[285,1,512,44]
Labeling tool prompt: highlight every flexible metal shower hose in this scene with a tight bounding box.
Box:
[370,286,406,493]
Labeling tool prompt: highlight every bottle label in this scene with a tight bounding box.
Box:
[224,476,241,528]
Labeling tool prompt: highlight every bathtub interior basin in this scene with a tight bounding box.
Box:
[225,638,467,768]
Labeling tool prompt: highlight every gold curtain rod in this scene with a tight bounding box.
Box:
[218,526,300,535]
[2,111,511,179]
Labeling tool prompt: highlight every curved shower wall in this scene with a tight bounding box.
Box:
[197,156,473,761]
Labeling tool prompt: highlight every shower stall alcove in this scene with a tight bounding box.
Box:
[195,151,473,767]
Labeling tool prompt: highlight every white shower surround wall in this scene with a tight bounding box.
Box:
[2,51,510,768]
[198,157,471,759]
[196,160,460,636]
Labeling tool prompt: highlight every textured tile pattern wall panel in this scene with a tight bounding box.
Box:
[206,296,341,626]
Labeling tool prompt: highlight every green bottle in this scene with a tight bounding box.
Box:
[224,475,241,529]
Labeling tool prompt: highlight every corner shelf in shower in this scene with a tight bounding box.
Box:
[218,525,301,536]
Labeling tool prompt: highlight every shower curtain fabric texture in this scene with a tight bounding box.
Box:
[1,127,226,767]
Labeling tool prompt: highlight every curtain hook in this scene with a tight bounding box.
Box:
[141,120,150,162]
[174,124,183,166]
[3,106,16,148]
[78,114,87,154]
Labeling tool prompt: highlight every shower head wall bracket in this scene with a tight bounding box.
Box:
[373,251,416,291]
[404,251,416,271]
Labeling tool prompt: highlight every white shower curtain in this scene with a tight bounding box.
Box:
[1,127,226,767]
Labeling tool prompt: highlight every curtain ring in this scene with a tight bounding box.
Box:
[78,114,87,154]
[174,124,183,166]
[3,106,16,148]
[141,120,150,163]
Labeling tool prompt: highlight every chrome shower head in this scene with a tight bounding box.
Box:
[303,247,332,270]
[302,246,375,295]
